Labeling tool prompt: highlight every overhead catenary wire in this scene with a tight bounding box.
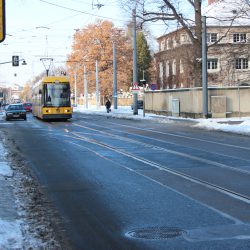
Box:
[39,0,126,22]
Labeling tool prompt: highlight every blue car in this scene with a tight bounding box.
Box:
[5,104,27,121]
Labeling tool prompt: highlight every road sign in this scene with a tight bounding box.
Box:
[150,83,158,90]
[0,0,5,43]
[132,82,140,93]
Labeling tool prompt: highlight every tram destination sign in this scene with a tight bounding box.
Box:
[0,0,5,43]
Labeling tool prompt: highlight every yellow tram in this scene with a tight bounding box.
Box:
[32,76,73,120]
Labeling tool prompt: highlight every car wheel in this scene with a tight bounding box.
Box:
[6,118,9,121]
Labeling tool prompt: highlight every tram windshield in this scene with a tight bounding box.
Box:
[44,83,70,107]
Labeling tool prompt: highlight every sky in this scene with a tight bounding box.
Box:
[0,0,130,87]
[1,105,250,248]
[0,0,168,88]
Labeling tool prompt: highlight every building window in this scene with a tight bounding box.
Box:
[159,62,163,86]
[160,40,165,51]
[172,60,176,75]
[207,33,217,43]
[180,59,184,73]
[180,34,187,43]
[166,61,169,77]
[207,59,218,70]
[235,58,248,69]
[172,39,177,48]
[233,33,246,43]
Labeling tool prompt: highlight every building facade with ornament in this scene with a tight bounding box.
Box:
[155,0,250,89]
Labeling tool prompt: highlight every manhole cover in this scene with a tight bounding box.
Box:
[126,227,184,240]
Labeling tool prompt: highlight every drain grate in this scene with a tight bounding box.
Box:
[126,227,184,240]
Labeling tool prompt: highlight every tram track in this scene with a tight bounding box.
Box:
[64,125,250,206]
[72,121,250,176]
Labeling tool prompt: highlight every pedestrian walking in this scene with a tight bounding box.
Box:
[105,99,111,113]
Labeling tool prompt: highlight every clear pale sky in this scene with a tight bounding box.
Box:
[0,0,132,86]
[0,0,181,87]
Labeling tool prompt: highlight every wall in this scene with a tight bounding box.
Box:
[145,86,250,118]
[77,96,134,107]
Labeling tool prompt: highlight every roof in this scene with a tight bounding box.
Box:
[42,76,69,83]
[202,0,250,26]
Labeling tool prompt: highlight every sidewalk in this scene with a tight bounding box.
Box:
[0,110,63,249]
[0,139,23,248]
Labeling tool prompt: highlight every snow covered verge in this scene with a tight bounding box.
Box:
[0,131,71,249]
[74,105,250,136]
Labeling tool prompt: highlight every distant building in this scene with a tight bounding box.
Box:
[10,84,23,102]
[155,0,250,89]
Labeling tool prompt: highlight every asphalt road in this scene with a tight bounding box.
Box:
[1,112,250,250]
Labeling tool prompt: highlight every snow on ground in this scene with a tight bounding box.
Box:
[0,219,23,249]
[0,121,65,249]
[0,142,23,250]
[74,105,250,136]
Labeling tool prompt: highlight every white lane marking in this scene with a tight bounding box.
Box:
[72,123,250,175]
[64,138,245,224]
[65,132,250,205]
[104,121,250,151]
[75,120,250,164]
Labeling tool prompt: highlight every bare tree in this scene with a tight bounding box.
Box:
[121,0,203,86]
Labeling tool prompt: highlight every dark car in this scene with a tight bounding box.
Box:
[5,104,27,121]
[131,100,144,110]
[23,102,32,112]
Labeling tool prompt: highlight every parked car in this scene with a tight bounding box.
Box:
[23,102,32,112]
[5,103,27,121]
[131,100,144,110]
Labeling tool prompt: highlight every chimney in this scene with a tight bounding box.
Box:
[208,0,218,4]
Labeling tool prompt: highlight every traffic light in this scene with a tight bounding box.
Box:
[12,56,19,66]
[0,0,5,43]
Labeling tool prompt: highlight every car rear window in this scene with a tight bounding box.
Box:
[8,105,24,110]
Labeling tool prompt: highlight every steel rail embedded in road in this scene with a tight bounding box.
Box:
[72,122,250,176]
[64,126,250,205]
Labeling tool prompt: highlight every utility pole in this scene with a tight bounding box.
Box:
[74,71,77,107]
[202,16,208,118]
[96,60,100,108]
[84,65,88,109]
[132,8,138,115]
[113,42,117,109]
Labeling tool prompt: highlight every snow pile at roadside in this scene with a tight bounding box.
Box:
[195,117,250,135]
[0,219,23,249]
[0,143,24,249]
[74,105,250,136]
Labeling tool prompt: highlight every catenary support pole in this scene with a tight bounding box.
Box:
[113,42,117,109]
[132,8,138,115]
[202,16,208,118]
[95,60,100,108]
[74,71,77,107]
[84,65,88,109]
